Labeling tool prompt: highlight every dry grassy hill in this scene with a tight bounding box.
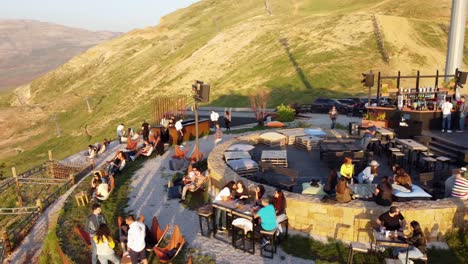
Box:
[0,19,120,90]
[0,0,466,173]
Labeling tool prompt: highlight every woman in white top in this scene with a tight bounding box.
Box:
[215,181,235,230]
[358,160,379,184]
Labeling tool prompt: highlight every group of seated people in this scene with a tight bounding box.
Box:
[301,155,421,204]
[90,170,112,202]
[85,139,111,168]
[213,181,288,247]
[376,206,427,263]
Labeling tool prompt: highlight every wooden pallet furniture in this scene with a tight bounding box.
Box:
[261,150,288,167]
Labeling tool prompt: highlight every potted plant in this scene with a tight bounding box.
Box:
[361,110,388,128]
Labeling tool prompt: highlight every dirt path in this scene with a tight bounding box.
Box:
[4,142,122,264]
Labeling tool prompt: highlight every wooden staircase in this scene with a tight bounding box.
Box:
[421,131,468,164]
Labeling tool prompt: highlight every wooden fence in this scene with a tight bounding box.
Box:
[0,157,88,262]
[152,96,190,125]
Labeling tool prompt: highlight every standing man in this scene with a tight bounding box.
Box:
[360,121,376,150]
[141,120,150,141]
[85,204,107,264]
[328,106,338,129]
[175,118,184,147]
[376,206,407,231]
[441,97,453,133]
[210,109,219,129]
[126,215,148,264]
[117,124,125,143]
[457,96,467,132]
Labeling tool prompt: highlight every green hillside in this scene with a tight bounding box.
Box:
[0,0,465,173]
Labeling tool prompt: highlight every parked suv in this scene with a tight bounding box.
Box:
[310,98,352,114]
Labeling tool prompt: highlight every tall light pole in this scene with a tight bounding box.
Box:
[445,0,467,80]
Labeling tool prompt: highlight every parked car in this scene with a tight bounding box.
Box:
[310,98,352,114]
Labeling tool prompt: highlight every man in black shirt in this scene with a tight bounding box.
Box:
[376,206,406,231]
[85,204,107,264]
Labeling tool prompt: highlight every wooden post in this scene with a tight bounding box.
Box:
[48,150,53,161]
[36,199,44,213]
[69,174,75,185]
[12,167,23,207]
[2,231,11,255]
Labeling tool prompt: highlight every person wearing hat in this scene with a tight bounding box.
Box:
[357,160,379,183]
[446,167,468,199]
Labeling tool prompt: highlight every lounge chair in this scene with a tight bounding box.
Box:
[153,225,186,263]
[74,225,91,249]
[151,216,170,247]
[172,145,189,159]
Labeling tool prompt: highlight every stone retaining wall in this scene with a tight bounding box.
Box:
[207,131,468,243]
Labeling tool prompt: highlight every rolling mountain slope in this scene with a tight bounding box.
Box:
[0,0,466,172]
[0,19,120,90]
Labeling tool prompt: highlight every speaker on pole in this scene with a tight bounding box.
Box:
[457,71,467,85]
[199,84,210,102]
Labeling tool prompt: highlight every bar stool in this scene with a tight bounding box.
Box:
[260,228,278,259]
[435,156,451,171]
[388,148,401,165]
[197,204,214,237]
[347,242,368,264]
[421,157,437,172]
[232,224,255,254]
[392,152,405,167]
[75,191,89,206]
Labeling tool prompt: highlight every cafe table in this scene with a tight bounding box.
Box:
[212,200,256,254]
[373,229,410,263]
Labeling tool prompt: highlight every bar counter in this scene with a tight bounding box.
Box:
[366,107,463,130]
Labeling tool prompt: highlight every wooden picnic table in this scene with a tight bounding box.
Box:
[395,139,427,151]
[377,127,395,138]
[224,151,251,161]
[396,139,428,174]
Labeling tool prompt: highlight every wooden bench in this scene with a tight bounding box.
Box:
[275,167,299,192]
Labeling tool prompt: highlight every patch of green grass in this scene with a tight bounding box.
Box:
[411,20,445,50]
[56,158,144,263]
[281,234,383,263]
[440,229,468,263]
[39,226,70,264]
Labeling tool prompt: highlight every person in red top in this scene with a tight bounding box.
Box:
[272,189,287,234]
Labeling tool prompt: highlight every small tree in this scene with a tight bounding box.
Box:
[249,90,270,126]
[276,104,296,122]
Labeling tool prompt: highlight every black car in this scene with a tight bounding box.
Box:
[336,98,366,117]
[310,98,352,114]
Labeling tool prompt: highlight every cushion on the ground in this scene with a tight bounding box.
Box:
[304,129,327,137]
[393,185,432,201]
[225,144,255,152]
[259,132,286,141]
[302,182,327,196]
[227,159,258,171]
[265,121,286,127]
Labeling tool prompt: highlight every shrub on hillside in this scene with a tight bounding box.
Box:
[276,104,296,122]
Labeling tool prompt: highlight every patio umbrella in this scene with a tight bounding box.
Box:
[225,144,255,152]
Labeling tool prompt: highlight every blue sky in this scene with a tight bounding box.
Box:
[0,0,200,32]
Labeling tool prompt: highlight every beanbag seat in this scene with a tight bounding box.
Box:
[393,184,432,201]
[266,121,286,127]
[301,182,327,196]
[227,159,259,171]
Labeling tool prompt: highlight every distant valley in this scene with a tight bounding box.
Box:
[0,19,120,90]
